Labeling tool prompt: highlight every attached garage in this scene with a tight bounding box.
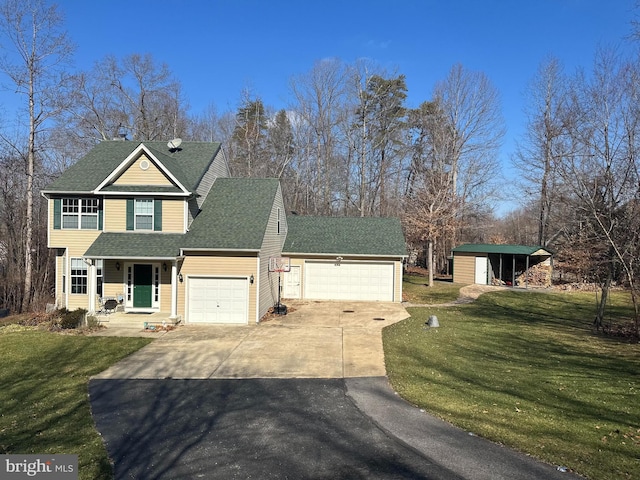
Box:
[187,276,249,324]
[283,216,407,303]
[304,260,394,301]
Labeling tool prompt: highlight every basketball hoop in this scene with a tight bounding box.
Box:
[269,257,291,273]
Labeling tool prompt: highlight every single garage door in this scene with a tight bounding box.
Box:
[305,261,394,301]
[188,277,248,324]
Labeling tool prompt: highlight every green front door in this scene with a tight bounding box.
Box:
[133,264,153,308]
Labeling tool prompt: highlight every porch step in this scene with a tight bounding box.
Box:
[96,312,178,330]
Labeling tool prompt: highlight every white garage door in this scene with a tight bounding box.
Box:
[305,261,394,301]
[188,277,248,324]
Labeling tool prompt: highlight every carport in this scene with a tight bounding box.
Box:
[452,244,553,287]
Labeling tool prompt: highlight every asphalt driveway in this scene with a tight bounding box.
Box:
[89,301,583,480]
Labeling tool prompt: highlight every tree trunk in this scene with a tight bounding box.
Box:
[427,239,434,287]
[22,63,35,313]
[593,265,613,332]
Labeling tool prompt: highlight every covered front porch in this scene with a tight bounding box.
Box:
[84,232,185,320]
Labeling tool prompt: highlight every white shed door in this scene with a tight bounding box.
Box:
[305,261,394,301]
[188,277,248,324]
[475,257,488,285]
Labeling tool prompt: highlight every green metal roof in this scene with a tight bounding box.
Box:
[283,216,407,257]
[182,178,280,251]
[43,140,221,193]
[452,243,553,256]
[84,232,185,258]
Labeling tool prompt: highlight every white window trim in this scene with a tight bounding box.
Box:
[70,257,88,295]
[134,198,154,231]
[62,198,100,230]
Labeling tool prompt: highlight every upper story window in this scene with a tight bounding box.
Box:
[135,199,154,230]
[126,198,162,231]
[54,198,102,230]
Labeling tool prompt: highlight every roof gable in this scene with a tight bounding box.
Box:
[43,140,221,194]
[283,216,407,257]
[95,143,190,195]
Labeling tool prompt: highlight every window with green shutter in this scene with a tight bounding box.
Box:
[54,197,101,230]
[127,198,162,231]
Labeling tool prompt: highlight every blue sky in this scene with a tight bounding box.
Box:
[7,0,640,212]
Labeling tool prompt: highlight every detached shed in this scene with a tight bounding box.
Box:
[452,244,553,287]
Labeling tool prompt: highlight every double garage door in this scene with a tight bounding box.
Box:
[188,277,248,324]
[305,261,394,302]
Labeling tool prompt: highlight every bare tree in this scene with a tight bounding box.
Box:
[513,56,570,246]
[0,0,73,311]
[62,53,188,148]
[432,64,505,247]
[404,102,460,285]
[289,59,348,214]
[561,48,640,334]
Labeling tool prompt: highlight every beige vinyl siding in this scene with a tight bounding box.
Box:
[55,252,66,308]
[102,260,125,300]
[48,198,101,248]
[103,197,186,232]
[394,261,403,302]
[161,198,186,232]
[113,154,173,185]
[257,185,287,320]
[104,198,127,231]
[178,253,258,322]
[453,252,477,284]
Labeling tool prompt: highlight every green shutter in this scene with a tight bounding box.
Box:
[53,198,61,229]
[53,198,62,230]
[98,199,103,230]
[154,199,162,231]
[126,199,134,230]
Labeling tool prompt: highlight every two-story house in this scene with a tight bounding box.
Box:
[42,140,406,324]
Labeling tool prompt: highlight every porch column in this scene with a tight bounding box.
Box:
[170,261,178,319]
[88,260,97,313]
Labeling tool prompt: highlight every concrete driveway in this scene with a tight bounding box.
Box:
[92,300,409,380]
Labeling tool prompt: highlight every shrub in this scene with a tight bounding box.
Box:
[59,308,87,329]
[84,315,100,329]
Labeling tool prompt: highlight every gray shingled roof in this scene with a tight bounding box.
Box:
[182,178,280,251]
[84,232,185,258]
[43,141,221,193]
[452,244,553,256]
[283,216,407,257]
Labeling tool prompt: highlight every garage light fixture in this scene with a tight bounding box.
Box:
[250,274,254,284]
[115,262,120,271]
[179,273,183,282]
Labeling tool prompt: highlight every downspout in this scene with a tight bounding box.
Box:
[170,261,178,320]
[255,258,261,324]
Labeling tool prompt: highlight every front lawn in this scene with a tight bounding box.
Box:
[384,290,640,480]
[402,274,464,304]
[0,328,151,479]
